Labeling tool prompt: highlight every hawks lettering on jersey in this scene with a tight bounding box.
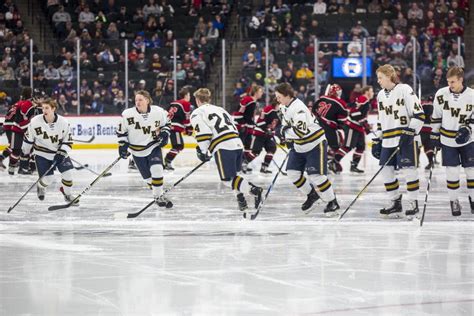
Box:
[117,106,170,157]
[375,83,424,148]
[191,104,242,154]
[168,99,193,133]
[312,95,348,129]
[22,114,73,160]
[431,86,474,147]
[3,100,36,134]
[253,105,280,137]
[282,98,326,153]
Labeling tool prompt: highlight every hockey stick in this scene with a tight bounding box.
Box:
[124,161,207,219]
[72,135,95,143]
[48,156,122,211]
[245,151,290,220]
[7,162,58,213]
[70,157,112,177]
[338,147,400,220]
[419,148,438,226]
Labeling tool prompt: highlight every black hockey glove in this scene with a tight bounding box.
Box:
[118,142,130,159]
[276,125,290,142]
[455,126,472,145]
[399,128,415,147]
[196,146,211,162]
[371,138,381,159]
[154,129,170,148]
[53,152,66,165]
[0,123,4,136]
[430,133,441,150]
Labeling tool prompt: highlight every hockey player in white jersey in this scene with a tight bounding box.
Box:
[21,98,76,203]
[431,67,474,216]
[116,90,173,208]
[372,64,425,218]
[190,88,263,214]
[275,83,340,216]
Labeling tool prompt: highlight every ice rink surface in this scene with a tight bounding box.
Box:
[0,149,473,315]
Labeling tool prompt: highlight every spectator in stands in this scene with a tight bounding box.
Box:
[106,22,119,40]
[327,0,340,14]
[349,83,362,103]
[133,7,145,24]
[134,53,150,72]
[407,2,423,24]
[269,62,282,81]
[447,50,464,68]
[368,0,382,13]
[433,51,447,70]
[390,34,405,53]
[143,0,162,20]
[98,46,115,64]
[347,36,362,56]
[34,72,48,91]
[44,62,60,80]
[389,52,408,69]
[52,6,71,34]
[152,80,163,104]
[113,90,126,113]
[185,70,201,90]
[243,52,259,70]
[163,30,174,47]
[145,15,158,32]
[175,63,186,81]
[0,60,14,81]
[392,12,407,32]
[206,21,219,40]
[296,63,314,80]
[79,5,95,24]
[150,53,166,75]
[313,0,327,15]
[58,60,73,81]
[132,33,146,53]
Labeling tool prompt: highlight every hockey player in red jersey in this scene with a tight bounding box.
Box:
[332,85,374,173]
[232,85,264,173]
[163,86,194,170]
[312,83,348,173]
[246,98,281,174]
[0,87,37,175]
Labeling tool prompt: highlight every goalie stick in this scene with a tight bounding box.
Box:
[48,156,121,211]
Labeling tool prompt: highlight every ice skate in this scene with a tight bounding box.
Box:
[450,199,461,217]
[405,200,419,219]
[155,195,173,208]
[37,185,45,201]
[60,186,79,206]
[250,184,263,209]
[164,161,175,171]
[469,196,474,214]
[323,198,340,217]
[301,187,320,214]
[18,167,33,175]
[260,165,272,174]
[350,161,364,173]
[380,195,403,218]
[236,193,248,212]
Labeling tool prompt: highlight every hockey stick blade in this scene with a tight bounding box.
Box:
[72,135,95,143]
[48,202,74,211]
[125,161,206,219]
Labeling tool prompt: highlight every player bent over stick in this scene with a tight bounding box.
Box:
[275,83,340,216]
[190,88,263,215]
[21,98,76,203]
[431,66,474,216]
[372,64,424,218]
[117,90,173,208]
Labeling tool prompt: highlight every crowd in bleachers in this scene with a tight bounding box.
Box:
[1,0,234,115]
[237,0,469,106]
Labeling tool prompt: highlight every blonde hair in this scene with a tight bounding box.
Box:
[446,66,464,79]
[376,64,399,83]
[42,98,58,110]
[193,88,212,103]
[135,90,152,105]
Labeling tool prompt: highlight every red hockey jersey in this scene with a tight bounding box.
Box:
[232,95,256,133]
[3,99,36,134]
[312,95,348,129]
[168,99,192,133]
[253,105,280,137]
[344,95,371,133]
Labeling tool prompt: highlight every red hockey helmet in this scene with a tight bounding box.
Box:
[326,84,342,98]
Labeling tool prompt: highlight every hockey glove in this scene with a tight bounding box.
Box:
[154,129,170,148]
[371,138,381,159]
[399,128,415,147]
[118,142,130,159]
[196,146,211,162]
[53,152,66,165]
[186,126,194,136]
[276,125,290,142]
[430,133,441,150]
[455,126,472,145]
[0,123,4,136]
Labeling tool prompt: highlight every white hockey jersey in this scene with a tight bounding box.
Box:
[281,97,325,153]
[22,113,73,160]
[190,103,243,154]
[117,105,170,157]
[432,86,474,147]
[375,83,424,148]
